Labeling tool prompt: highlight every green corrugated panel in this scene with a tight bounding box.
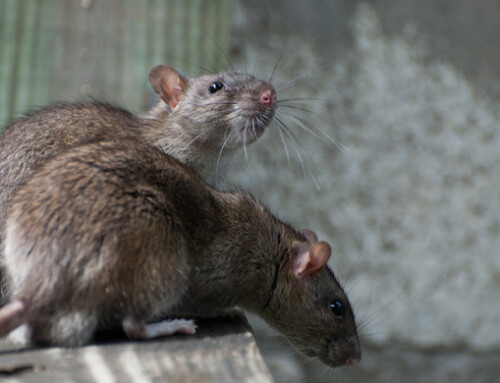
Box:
[0,0,232,131]
[0,0,21,124]
[28,0,52,110]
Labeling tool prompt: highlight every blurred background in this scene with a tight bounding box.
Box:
[1,0,500,382]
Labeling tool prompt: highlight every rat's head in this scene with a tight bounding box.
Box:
[261,229,361,368]
[149,65,276,150]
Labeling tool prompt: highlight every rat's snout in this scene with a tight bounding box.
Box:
[345,356,359,366]
[326,336,361,368]
[344,339,361,366]
[259,87,276,106]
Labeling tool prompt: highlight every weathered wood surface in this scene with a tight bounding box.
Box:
[0,312,274,383]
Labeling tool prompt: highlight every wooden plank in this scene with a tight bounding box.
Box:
[0,312,274,383]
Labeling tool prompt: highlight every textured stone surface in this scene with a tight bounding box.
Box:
[230,0,500,381]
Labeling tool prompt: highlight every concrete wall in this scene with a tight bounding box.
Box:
[228,1,500,382]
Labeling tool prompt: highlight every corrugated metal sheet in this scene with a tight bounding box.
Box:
[0,0,232,128]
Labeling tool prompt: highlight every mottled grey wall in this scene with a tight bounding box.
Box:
[228,1,500,382]
[1,0,499,381]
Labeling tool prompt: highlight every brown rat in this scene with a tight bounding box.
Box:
[0,140,360,368]
[0,65,276,301]
[0,65,275,193]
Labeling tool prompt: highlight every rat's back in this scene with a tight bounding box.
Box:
[3,140,213,345]
[0,102,143,249]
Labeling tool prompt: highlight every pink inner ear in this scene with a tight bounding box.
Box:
[149,65,186,110]
[292,241,331,278]
[292,249,311,277]
[163,70,185,110]
[310,241,331,269]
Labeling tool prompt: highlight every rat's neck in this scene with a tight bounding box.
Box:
[140,102,234,185]
[224,194,282,311]
[173,192,290,318]
[140,102,185,152]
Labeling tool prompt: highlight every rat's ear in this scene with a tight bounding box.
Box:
[299,229,318,243]
[292,241,331,278]
[148,65,187,110]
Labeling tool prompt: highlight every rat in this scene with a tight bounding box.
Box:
[0,65,276,301]
[0,140,360,368]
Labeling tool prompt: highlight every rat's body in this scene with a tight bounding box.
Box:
[0,140,360,368]
[0,66,276,301]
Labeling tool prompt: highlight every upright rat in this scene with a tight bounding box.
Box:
[0,65,276,300]
[0,140,360,368]
[0,65,275,193]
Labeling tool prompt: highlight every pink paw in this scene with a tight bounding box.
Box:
[123,317,197,340]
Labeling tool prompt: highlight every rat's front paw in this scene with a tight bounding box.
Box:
[145,319,197,337]
[123,317,197,340]
[8,324,32,347]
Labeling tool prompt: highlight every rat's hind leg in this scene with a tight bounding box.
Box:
[8,324,32,346]
[0,299,26,338]
[32,311,99,347]
[123,316,197,340]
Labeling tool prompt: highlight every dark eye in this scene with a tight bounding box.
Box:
[209,81,224,94]
[330,300,344,317]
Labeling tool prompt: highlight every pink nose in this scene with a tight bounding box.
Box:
[260,89,275,105]
[345,357,359,366]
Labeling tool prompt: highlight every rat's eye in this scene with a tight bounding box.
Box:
[209,81,224,94]
[330,300,344,317]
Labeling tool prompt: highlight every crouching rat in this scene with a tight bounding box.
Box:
[0,140,360,368]
[0,64,276,301]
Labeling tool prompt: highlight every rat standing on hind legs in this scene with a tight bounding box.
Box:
[0,140,360,368]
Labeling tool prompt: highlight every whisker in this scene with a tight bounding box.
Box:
[241,40,248,75]
[252,60,260,78]
[279,122,321,190]
[269,49,288,83]
[277,103,331,121]
[279,122,306,174]
[180,132,205,152]
[215,127,233,182]
[202,31,236,73]
[276,97,331,103]
[278,109,348,152]
[242,132,249,160]
[251,120,258,140]
[275,64,334,93]
[273,120,291,166]
[185,101,238,107]
[341,252,364,290]
[269,34,322,85]
[161,52,215,75]
[357,290,404,339]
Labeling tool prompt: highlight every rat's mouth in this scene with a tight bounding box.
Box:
[300,348,343,368]
[298,345,359,368]
[318,353,360,368]
[234,106,275,145]
[241,118,267,142]
[319,337,362,368]
[318,353,344,368]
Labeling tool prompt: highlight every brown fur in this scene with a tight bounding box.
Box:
[0,66,276,301]
[2,140,359,366]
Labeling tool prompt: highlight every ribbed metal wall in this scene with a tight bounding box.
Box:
[0,0,232,128]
